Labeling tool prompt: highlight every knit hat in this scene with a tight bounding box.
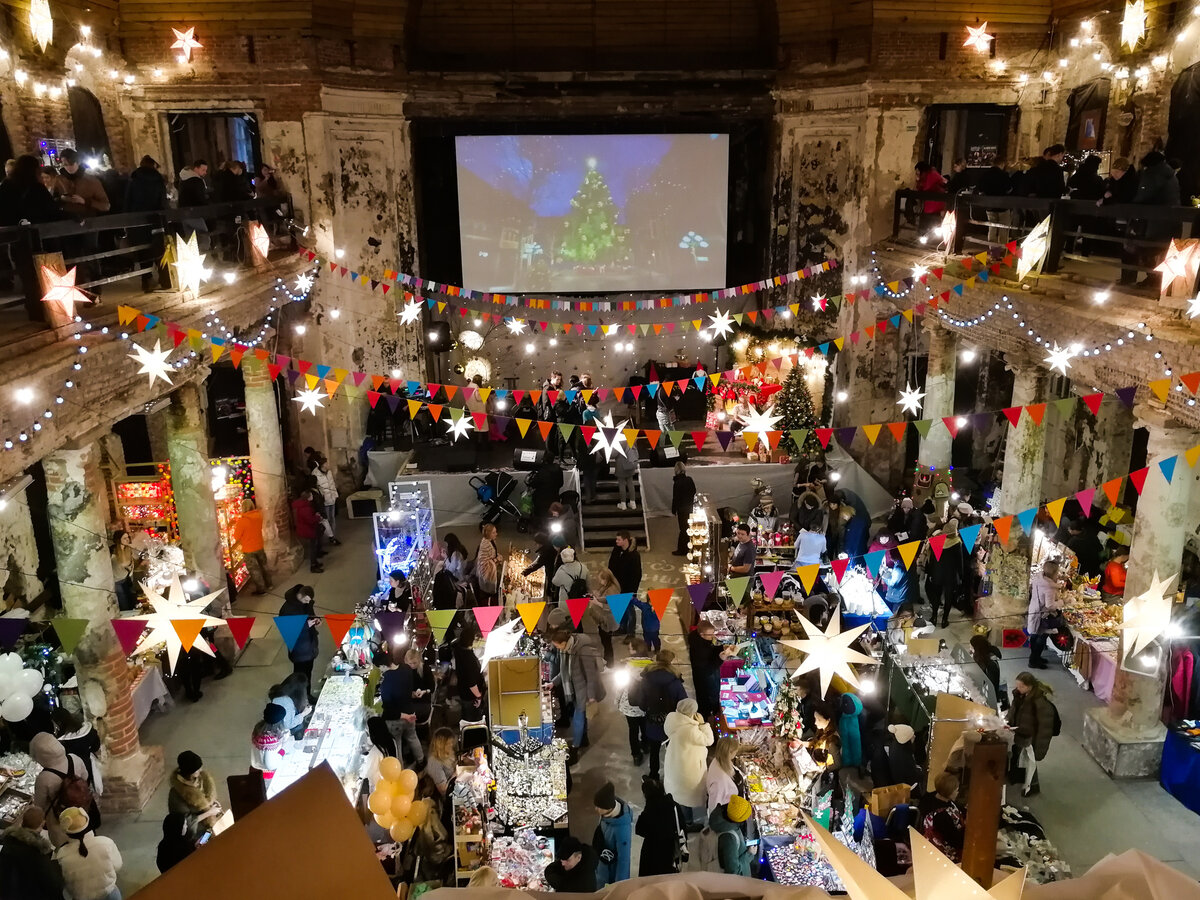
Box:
[677,698,698,717]
[726,795,752,823]
[555,835,583,860]
[560,547,575,563]
[888,724,915,745]
[263,703,287,725]
[593,782,617,811]
[943,519,959,536]
[59,807,90,836]
[177,750,203,777]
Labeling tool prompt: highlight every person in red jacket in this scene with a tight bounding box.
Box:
[291,488,325,573]
[914,161,948,234]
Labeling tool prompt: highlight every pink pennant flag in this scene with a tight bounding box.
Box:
[759,570,785,599]
[472,605,503,637]
[1075,487,1095,518]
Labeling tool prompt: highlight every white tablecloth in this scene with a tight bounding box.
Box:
[130,664,172,727]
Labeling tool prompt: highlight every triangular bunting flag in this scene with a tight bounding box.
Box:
[1015,508,1037,536]
[830,557,850,585]
[691,431,708,451]
[994,515,1013,546]
[516,601,546,635]
[224,616,256,651]
[1189,444,1200,467]
[170,618,206,653]
[1026,403,1046,426]
[1102,477,1123,506]
[960,523,982,554]
[1075,488,1095,518]
[759,570,785,599]
[425,610,457,644]
[1115,386,1137,408]
[1002,407,1023,427]
[797,564,819,594]
[1128,467,1149,495]
[928,533,947,560]
[887,422,907,443]
[861,424,881,445]
[898,540,921,570]
[323,613,356,647]
[607,592,635,625]
[1149,378,1172,402]
[566,597,590,628]
[273,615,309,652]
[863,550,885,578]
[1045,497,1067,527]
[1160,456,1178,484]
[111,618,147,656]
[686,583,713,613]
[515,418,533,437]
[51,618,89,655]
[1082,393,1103,415]
[648,588,675,619]
[473,605,504,637]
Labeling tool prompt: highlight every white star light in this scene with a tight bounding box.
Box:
[130,574,226,671]
[170,26,203,60]
[1118,570,1177,662]
[40,266,92,318]
[737,404,783,444]
[294,273,314,293]
[1121,0,1146,49]
[505,317,527,335]
[399,299,422,325]
[707,309,734,340]
[811,294,827,311]
[446,414,475,441]
[964,22,994,51]
[129,340,174,387]
[589,411,631,462]
[1187,294,1200,319]
[1017,215,1052,281]
[28,0,52,51]
[172,232,206,296]
[897,383,925,414]
[1044,343,1074,374]
[292,386,328,415]
[780,605,875,697]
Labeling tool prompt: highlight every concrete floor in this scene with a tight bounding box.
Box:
[106,513,1200,894]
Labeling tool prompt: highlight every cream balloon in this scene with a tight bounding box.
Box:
[397,768,419,794]
[16,668,43,698]
[0,693,33,723]
[390,819,416,842]
[378,756,404,783]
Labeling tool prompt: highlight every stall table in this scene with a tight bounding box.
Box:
[1073,636,1119,703]
[267,674,366,800]
[1161,723,1200,818]
[130,663,172,726]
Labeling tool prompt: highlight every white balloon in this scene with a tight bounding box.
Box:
[1,693,33,723]
[0,674,14,699]
[0,653,21,674]
[16,668,43,698]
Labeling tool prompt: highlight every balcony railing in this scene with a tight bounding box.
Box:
[891,189,1200,294]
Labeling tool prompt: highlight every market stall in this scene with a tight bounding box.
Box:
[373,480,437,577]
[267,672,368,800]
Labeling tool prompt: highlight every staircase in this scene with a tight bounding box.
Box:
[580,463,649,551]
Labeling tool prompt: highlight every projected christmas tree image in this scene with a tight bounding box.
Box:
[778,363,819,455]
[559,158,623,264]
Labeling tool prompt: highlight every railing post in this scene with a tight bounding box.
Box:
[952,193,968,256]
[892,190,904,239]
[1044,200,1067,273]
[18,228,47,324]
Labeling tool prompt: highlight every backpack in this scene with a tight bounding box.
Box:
[563,563,589,599]
[48,756,93,814]
[1049,699,1062,737]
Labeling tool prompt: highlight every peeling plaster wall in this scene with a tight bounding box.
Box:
[0,496,43,610]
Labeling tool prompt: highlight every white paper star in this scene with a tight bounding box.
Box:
[897,383,925,414]
[1044,342,1074,374]
[446,414,475,441]
[738,404,783,444]
[170,27,203,61]
[1017,215,1051,280]
[964,22,994,51]
[505,317,527,335]
[1188,294,1200,319]
[249,222,270,258]
[130,574,226,671]
[292,386,328,415]
[28,0,52,51]
[129,340,174,387]
[811,294,828,311]
[294,273,314,294]
[589,411,631,462]
[1154,239,1199,290]
[171,232,206,297]
[399,299,423,325]
[40,266,91,318]
[1119,570,1177,662]
[707,308,734,340]
[780,605,875,697]
[1121,0,1145,49]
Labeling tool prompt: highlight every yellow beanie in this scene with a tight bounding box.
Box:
[726,795,752,823]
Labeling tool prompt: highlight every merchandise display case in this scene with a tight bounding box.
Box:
[490,733,569,828]
[267,674,367,800]
[489,829,556,890]
[502,549,546,603]
[718,638,785,744]
[681,493,719,585]
[373,479,435,578]
[114,478,174,534]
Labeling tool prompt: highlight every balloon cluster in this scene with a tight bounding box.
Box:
[0,653,44,723]
[367,758,431,843]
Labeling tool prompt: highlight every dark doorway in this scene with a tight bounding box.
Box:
[1066,78,1111,153]
[923,104,1018,173]
[0,102,13,165]
[207,363,249,458]
[168,113,262,178]
[67,87,111,162]
[1167,62,1200,201]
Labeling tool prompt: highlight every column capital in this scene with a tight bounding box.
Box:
[1133,405,1200,454]
[1002,348,1049,377]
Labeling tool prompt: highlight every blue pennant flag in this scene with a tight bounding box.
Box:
[407,381,422,395]
[1015,508,1037,536]
[425,297,436,307]
[646,383,659,397]
[819,342,830,356]
[889,315,900,329]
[315,364,331,380]
[1160,456,1178,484]
[953,284,965,295]
[273,615,309,652]
[693,375,708,392]
[960,523,982,554]
[606,593,634,625]
[864,550,886,578]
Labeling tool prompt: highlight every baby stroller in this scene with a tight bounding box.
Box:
[470,470,531,532]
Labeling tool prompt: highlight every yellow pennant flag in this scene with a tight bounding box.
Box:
[332,368,349,382]
[1149,378,1172,402]
[516,601,546,635]
[743,430,759,450]
[581,390,594,403]
[1045,497,1067,527]
[902,309,914,322]
[407,399,422,417]
[515,418,533,437]
[693,320,702,331]
[834,338,844,350]
[797,564,819,594]
[898,540,921,570]
[1187,443,1200,467]
[477,388,492,402]
[305,373,319,389]
[710,373,722,387]
[861,424,882,445]
[623,429,640,447]
[211,343,225,362]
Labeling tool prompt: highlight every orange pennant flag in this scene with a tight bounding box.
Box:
[171,619,206,653]
[537,420,554,441]
[644,430,662,449]
[994,515,1013,546]
[1102,477,1123,506]
[647,588,674,620]
[887,422,907,443]
[427,404,443,421]
[1026,403,1046,426]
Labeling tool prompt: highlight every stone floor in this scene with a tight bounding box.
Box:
[105,512,1200,894]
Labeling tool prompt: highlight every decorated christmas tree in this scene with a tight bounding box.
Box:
[777,363,818,455]
[559,160,620,264]
[773,675,805,744]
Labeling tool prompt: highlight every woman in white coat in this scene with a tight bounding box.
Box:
[662,697,713,824]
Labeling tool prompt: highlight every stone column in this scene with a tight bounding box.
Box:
[917,319,956,470]
[43,441,164,813]
[242,356,302,573]
[1084,413,1200,777]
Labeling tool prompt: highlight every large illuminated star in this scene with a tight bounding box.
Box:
[40,266,91,318]
[130,574,226,671]
[707,308,734,340]
[171,27,203,61]
[964,22,994,51]
[292,386,328,415]
[1154,239,1199,291]
[804,813,1027,900]
[249,222,270,258]
[171,232,206,296]
[294,272,314,294]
[780,605,874,697]
[1118,570,1177,662]
[897,383,925,414]
[1017,215,1051,281]
[589,411,631,462]
[811,294,828,311]
[1121,0,1145,49]
[28,0,52,51]
[129,340,174,387]
[1044,342,1074,374]
[738,404,782,444]
[399,298,423,325]
[505,317,527,335]
[1188,294,1200,319]
[446,414,475,441]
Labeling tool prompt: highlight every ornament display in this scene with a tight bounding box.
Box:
[1121,0,1145,49]
[446,415,475,441]
[399,298,422,325]
[1017,215,1051,281]
[708,308,735,340]
[738,404,783,445]
[588,411,630,461]
[490,735,568,827]
[897,383,925,415]
[248,221,270,258]
[1044,342,1074,374]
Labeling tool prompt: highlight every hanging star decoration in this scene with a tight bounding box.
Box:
[129,340,175,387]
[737,404,783,445]
[130,574,226,671]
[505,317,527,335]
[1044,343,1074,374]
[292,386,328,415]
[1187,294,1200,319]
[170,26,203,61]
[589,411,631,462]
[294,272,314,294]
[248,222,270,258]
[28,0,52,51]
[780,605,875,697]
[1017,215,1052,280]
[39,266,92,318]
[964,21,994,51]
[446,414,475,442]
[803,813,1027,900]
[399,298,423,325]
[1118,570,1177,663]
[1121,0,1146,49]
[171,232,206,296]
[897,383,925,415]
[811,294,828,312]
[707,308,734,340]
[1154,239,1200,291]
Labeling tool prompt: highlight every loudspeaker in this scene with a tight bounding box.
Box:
[513,448,545,471]
[427,321,451,353]
[415,439,477,472]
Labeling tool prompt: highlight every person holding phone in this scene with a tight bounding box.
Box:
[279,585,321,700]
[380,649,425,769]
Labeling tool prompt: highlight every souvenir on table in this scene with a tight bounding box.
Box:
[490,829,555,891]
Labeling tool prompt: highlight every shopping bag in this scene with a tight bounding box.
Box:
[1019,745,1037,790]
[869,783,912,819]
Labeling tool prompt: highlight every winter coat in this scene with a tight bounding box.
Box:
[631,598,659,637]
[167,768,218,819]
[1027,573,1059,634]
[707,806,751,876]
[608,546,642,594]
[250,723,286,774]
[632,666,688,742]
[278,594,320,663]
[0,179,66,226]
[916,169,947,213]
[0,824,63,899]
[29,734,88,847]
[312,466,338,507]
[269,692,305,733]
[177,168,209,207]
[125,164,168,212]
[1135,159,1183,242]
[871,735,921,788]
[1102,169,1139,205]
[559,633,605,705]
[662,711,713,808]
[593,800,633,886]
[53,170,111,217]
[839,694,864,768]
[214,167,254,203]
[1007,685,1056,760]
[636,792,681,876]
[475,537,499,591]
[1068,159,1106,201]
[976,165,1011,197]
[1024,158,1066,198]
[705,760,739,813]
[671,473,696,515]
[54,833,122,900]
[380,665,417,719]
[544,845,598,893]
[291,498,320,540]
[613,451,639,478]
[552,560,589,605]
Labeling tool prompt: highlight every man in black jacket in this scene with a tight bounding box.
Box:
[671,461,697,556]
[608,531,642,635]
[1023,145,1067,199]
[544,835,598,893]
[379,650,425,768]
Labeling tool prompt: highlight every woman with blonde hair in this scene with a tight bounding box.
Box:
[423,727,458,797]
[705,736,744,813]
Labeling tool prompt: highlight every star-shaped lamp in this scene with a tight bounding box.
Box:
[1154,239,1199,291]
[1017,215,1051,281]
[131,574,226,671]
[1121,0,1145,49]
[171,232,206,296]
[804,813,1027,900]
[738,404,782,445]
[897,383,925,415]
[780,605,874,697]
[129,340,175,387]
[399,298,422,325]
[505,317,527,335]
[295,272,314,294]
[249,222,270,258]
[292,386,328,415]
[29,0,52,51]
[171,26,203,61]
[1044,343,1074,374]
[964,22,994,51]
[446,414,475,441]
[811,294,828,312]
[1188,294,1200,319]
[707,308,735,340]
[40,266,91,318]
[589,411,631,462]
[1118,570,1177,663]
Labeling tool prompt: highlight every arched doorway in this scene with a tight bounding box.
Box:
[1167,62,1200,200]
[67,87,111,162]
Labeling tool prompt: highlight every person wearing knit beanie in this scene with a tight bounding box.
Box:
[726,794,752,823]
[593,781,616,812]
[593,781,633,887]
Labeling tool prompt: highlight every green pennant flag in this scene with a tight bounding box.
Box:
[912,419,934,438]
[1053,397,1077,419]
[725,577,751,608]
[733,313,744,324]
[558,422,576,440]
[790,430,809,449]
[425,609,457,644]
[448,406,465,421]
[51,617,89,655]
[667,430,686,448]
[639,323,651,336]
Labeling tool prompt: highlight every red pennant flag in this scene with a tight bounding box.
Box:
[1082,393,1103,416]
[1129,467,1149,495]
[815,428,833,448]
[830,557,850,585]
[367,390,381,408]
[566,597,589,628]
[111,619,147,656]
[324,614,356,647]
[580,426,597,444]
[1002,407,1022,427]
[267,363,282,381]
[942,417,960,438]
[1182,372,1200,395]
[1102,477,1123,506]
[691,431,708,451]
[994,515,1013,546]
[224,616,255,650]
[887,422,907,443]
[928,533,947,560]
